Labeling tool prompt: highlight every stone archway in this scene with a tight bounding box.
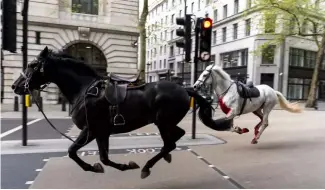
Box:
[57,42,107,103]
[65,42,107,76]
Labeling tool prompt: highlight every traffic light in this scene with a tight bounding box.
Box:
[199,17,212,62]
[1,0,17,53]
[176,14,192,62]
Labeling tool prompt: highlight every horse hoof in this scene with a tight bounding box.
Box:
[242,128,249,133]
[93,163,104,173]
[251,139,258,144]
[141,170,151,179]
[163,153,172,163]
[128,161,140,169]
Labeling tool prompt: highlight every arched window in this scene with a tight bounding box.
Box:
[72,0,98,15]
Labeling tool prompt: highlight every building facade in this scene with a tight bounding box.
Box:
[146,0,325,100]
[1,0,139,104]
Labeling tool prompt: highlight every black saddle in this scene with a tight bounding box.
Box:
[235,81,261,116]
[236,81,260,99]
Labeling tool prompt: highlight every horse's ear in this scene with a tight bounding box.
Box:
[40,46,49,58]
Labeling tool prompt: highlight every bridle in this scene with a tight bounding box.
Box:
[19,57,81,144]
[20,59,50,93]
[196,65,234,99]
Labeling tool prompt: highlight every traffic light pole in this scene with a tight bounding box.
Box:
[191,18,201,139]
[21,0,29,146]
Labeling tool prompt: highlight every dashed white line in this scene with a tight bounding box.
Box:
[81,152,86,156]
[35,169,42,172]
[25,181,34,185]
[42,159,49,162]
[223,176,230,179]
[0,118,42,139]
[197,156,203,159]
[208,165,215,168]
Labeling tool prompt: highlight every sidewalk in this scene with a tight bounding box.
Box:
[1,100,324,119]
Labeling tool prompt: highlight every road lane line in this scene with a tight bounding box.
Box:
[25,181,34,185]
[0,118,43,139]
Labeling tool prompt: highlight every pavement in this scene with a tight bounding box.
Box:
[1,104,325,189]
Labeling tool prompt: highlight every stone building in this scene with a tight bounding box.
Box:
[1,0,139,104]
[146,0,325,101]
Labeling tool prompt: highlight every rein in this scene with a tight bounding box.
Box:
[21,69,96,146]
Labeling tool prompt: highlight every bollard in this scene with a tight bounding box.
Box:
[62,98,66,111]
[38,97,43,111]
[68,103,72,116]
[14,96,19,111]
[25,95,31,107]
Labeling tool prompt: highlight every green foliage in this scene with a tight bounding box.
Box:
[251,0,325,56]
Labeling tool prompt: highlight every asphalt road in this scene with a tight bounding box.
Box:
[1,118,73,140]
[1,152,67,189]
[1,119,33,134]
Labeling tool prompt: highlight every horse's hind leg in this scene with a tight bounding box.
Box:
[252,103,275,144]
[68,127,103,172]
[141,125,185,179]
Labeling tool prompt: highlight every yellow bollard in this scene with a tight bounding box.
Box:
[25,94,30,107]
[190,97,194,108]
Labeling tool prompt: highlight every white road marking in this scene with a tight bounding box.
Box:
[208,165,215,168]
[223,176,230,179]
[81,152,86,156]
[42,159,49,162]
[197,156,203,159]
[35,169,42,172]
[25,181,34,185]
[0,118,43,139]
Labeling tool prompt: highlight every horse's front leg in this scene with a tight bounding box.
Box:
[68,127,103,173]
[96,136,140,171]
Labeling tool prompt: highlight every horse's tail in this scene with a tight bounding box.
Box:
[185,88,233,131]
[274,90,302,113]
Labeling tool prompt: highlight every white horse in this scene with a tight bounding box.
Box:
[193,64,302,144]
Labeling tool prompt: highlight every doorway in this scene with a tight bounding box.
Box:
[260,73,274,88]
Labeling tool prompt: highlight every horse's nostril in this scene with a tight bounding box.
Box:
[11,85,16,90]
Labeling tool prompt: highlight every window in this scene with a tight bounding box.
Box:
[247,0,251,9]
[35,32,41,44]
[165,30,167,40]
[233,23,238,40]
[171,14,175,24]
[179,10,182,17]
[234,0,239,14]
[287,78,315,100]
[261,45,276,64]
[198,0,201,10]
[154,61,156,69]
[213,31,217,45]
[170,30,174,40]
[220,49,248,67]
[164,45,167,54]
[245,18,251,36]
[72,0,98,15]
[159,60,162,69]
[213,9,218,22]
[265,14,276,33]
[289,48,317,68]
[191,2,194,13]
[164,59,167,68]
[222,27,227,42]
[160,46,162,55]
[169,45,174,57]
[223,5,227,18]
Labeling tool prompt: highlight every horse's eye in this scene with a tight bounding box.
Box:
[34,67,38,71]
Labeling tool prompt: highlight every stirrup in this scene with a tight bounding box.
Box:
[113,114,125,126]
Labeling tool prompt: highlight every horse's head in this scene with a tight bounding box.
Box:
[193,64,216,90]
[12,46,51,95]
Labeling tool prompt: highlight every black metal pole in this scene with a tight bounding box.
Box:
[191,18,201,139]
[22,0,29,146]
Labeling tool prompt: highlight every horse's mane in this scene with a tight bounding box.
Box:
[212,65,232,81]
[47,49,100,77]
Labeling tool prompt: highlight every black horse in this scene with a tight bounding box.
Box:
[12,47,232,179]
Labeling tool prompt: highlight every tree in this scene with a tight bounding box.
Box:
[250,0,325,107]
